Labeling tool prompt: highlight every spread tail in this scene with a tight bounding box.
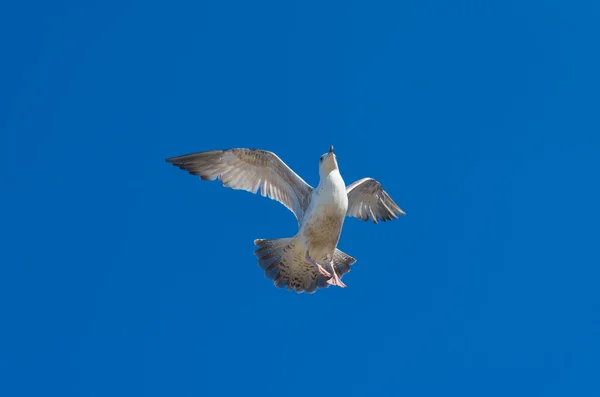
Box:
[254,238,357,293]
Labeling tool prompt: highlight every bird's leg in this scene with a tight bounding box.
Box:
[305,251,331,278]
[325,254,347,288]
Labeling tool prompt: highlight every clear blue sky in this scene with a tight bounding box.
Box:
[2,0,599,396]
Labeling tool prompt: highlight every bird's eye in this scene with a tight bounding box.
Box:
[319,156,324,163]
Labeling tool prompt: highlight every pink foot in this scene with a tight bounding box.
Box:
[324,254,347,288]
[305,251,331,278]
[327,271,347,288]
[316,265,332,278]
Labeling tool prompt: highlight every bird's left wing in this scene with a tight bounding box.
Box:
[346,178,405,223]
[166,149,313,221]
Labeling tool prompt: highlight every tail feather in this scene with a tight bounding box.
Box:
[254,238,292,270]
[316,248,357,288]
[333,249,356,276]
[254,238,357,293]
[255,237,319,293]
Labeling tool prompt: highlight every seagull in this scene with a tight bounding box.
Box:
[165,146,405,293]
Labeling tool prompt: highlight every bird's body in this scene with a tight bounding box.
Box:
[299,167,347,264]
[166,146,405,293]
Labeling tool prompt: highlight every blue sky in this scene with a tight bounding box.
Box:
[2,0,600,396]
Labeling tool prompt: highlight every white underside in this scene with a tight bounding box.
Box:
[297,169,348,260]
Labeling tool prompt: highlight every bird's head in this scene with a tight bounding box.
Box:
[318,145,339,176]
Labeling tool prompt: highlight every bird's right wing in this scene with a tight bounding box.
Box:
[166,148,313,221]
[346,178,405,223]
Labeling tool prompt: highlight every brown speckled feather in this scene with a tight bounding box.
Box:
[254,238,356,294]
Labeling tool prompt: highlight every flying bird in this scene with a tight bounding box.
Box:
[165,146,405,293]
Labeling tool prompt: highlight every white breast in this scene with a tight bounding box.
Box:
[306,170,347,219]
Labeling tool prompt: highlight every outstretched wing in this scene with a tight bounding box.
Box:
[166,149,313,221]
[346,178,405,223]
